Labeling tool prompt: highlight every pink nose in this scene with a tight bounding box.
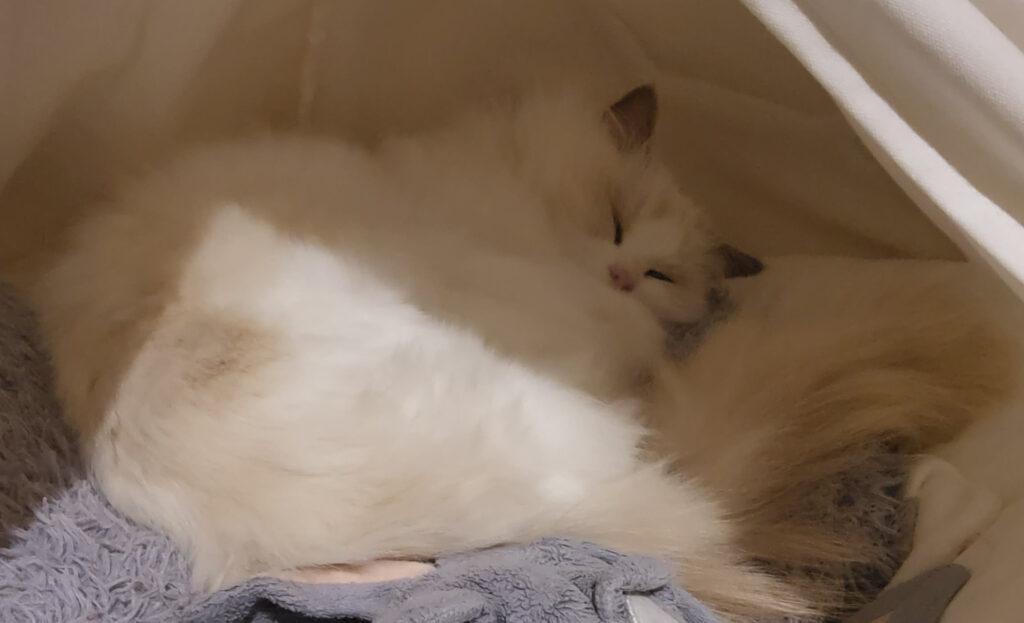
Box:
[608,264,635,292]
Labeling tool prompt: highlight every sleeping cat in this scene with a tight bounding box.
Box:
[31,86,802,620]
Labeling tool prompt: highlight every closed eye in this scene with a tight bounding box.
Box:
[612,212,623,246]
[644,269,674,283]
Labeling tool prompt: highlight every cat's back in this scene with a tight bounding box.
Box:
[43,134,383,295]
[33,136,386,436]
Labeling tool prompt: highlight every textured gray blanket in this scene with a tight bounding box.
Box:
[0,283,712,622]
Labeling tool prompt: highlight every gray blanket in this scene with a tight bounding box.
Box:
[0,283,712,622]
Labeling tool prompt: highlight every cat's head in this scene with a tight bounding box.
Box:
[515,85,762,325]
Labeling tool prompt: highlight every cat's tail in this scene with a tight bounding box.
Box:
[553,463,815,622]
[649,277,1021,615]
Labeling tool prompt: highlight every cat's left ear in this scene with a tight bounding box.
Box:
[604,84,657,152]
[716,244,764,278]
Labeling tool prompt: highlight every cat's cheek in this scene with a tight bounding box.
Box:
[561,236,612,281]
[641,288,707,325]
[675,297,709,324]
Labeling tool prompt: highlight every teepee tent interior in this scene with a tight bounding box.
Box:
[1,1,1022,621]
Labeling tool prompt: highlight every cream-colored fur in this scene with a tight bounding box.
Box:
[644,257,1020,611]
[30,89,806,620]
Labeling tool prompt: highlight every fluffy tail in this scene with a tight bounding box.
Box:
[553,464,814,621]
[646,276,1020,616]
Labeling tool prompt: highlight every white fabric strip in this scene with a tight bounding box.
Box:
[740,0,1024,301]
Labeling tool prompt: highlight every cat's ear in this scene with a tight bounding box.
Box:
[604,85,657,152]
[716,244,764,278]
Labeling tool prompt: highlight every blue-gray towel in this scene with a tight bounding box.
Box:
[189,539,716,623]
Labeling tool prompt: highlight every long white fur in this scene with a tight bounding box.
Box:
[32,90,804,619]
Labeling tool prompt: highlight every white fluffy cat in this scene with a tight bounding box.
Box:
[33,87,800,619]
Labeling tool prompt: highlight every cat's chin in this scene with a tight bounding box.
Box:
[649,300,714,330]
[658,289,735,358]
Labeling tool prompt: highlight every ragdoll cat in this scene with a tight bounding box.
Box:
[643,257,1020,617]
[31,86,802,620]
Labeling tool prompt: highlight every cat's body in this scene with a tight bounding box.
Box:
[33,88,803,619]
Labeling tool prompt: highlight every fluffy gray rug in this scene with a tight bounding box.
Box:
[0,284,199,621]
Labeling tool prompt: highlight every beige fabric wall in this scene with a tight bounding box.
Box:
[0,0,976,284]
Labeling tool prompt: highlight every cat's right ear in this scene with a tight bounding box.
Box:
[604,85,657,152]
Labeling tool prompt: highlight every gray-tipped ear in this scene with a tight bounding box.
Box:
[717,244,764,278]
[604,85,657,152]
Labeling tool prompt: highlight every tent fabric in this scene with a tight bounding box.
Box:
[0,0,655,280]
[1,0,969,284]
[739,0,1024,300]
[894,389,1024,622]
[3,2,1019,281]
